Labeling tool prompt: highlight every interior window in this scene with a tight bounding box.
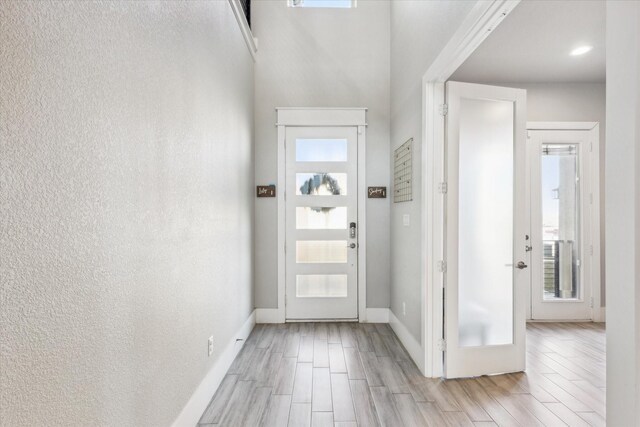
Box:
[289,0,355,8]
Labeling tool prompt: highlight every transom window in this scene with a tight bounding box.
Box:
[289,0,355,8]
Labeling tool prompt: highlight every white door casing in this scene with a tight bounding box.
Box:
[528,127,599,320]
[275,108,367,324]
[444,81,528,378]
[285,126,359,320]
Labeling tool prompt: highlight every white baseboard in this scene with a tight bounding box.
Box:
[172,310,256,427]
[256,307,390,324]
[594,307,606,322]
[364,308,390,323]
[389,309,425,373]
[256,308,283,323]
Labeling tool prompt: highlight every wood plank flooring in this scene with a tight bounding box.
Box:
[198,322,605,427]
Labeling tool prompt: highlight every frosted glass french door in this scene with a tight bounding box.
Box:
[285,127,358,320]
[444,81,528,378]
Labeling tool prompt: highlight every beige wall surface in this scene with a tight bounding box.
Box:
[390,0,476,341]
[0,2,255,425]
[605,1,640,424]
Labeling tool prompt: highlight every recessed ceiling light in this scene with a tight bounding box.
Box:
[570,46,593,56]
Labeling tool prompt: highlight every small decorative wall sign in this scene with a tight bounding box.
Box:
[257,185,276,198]
[368,187,387,198]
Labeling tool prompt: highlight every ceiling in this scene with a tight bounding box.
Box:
[451,0,605,84]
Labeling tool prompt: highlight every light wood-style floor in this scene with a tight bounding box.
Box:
[198,322,605,427]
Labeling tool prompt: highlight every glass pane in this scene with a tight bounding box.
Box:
[296,173,347,196]
[291,0,353,8]
[296,275,348,297]
[296,139,348,162]
[297,241,347,263]
[458,98,514,348]
[541,144,581,300]
[296,207,347,229]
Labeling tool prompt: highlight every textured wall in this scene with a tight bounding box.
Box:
[0,2,254,426]
[389,0,475,341]
[252,0,391,309]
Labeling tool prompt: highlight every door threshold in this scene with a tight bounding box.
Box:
[286,318,359,323]
[527,319,593,323]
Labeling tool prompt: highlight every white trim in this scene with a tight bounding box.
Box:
[276,108,367,323]
[256,308,282,324]
[228,0,257,61]
[527,319,594,323]
[389,310,425,373]
[172,310,256,427]
[424,0,521,83]
[527,121,599,131]
[276,123,287,323]
[357,124,367,323]
[365,308,390,323]
[421,0,521,378]
[276,108,368,127]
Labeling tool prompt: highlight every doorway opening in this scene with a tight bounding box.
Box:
[421,0,605,381]
[276,108,368,322]
[527,123,601,321]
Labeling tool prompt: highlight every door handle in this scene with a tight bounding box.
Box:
[348,243,356,249]
[516,261,528,269]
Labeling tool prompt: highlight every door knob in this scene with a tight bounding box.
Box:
[516,261,528,269]
[348,243,356,249]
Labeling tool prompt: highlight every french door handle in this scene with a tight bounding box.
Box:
[516,261,528,269]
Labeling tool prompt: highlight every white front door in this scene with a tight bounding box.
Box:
[285,126,358,320]
[528,129,596,320]
[444,81,528,378]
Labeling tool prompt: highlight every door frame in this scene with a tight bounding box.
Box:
[275,108,367,323]
[420,0,522,377]
[525,121,602,322]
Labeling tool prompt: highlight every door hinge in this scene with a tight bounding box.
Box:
[438,182,448,194]
[439,104,448,116]
[437,260,447,273]
[438,338,446,352]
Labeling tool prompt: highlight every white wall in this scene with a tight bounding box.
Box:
[390,0,476,340]
[605,1,640,424]
[252,0,391,310]
[0,2,254,426]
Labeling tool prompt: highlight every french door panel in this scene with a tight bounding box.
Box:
[529,130,592,320]
[444,81,528,378]
[285,126,358,320]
